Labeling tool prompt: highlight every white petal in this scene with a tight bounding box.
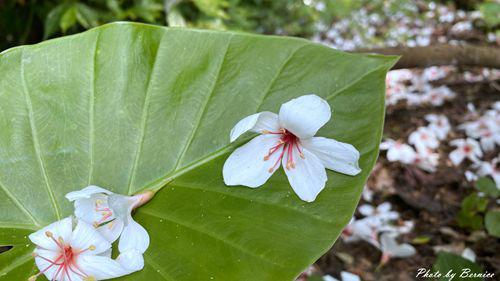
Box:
[358,204,374,216]
[462,247,476,262]
[340,271,361,281]
[70,220,111,255]
[223,134,283,188]
[74,193,114,226]
[229,112,280,142]
[378,202,392,213]
[65,185,112,201]
[392,244,417,257]
[278,95,331,139]
[283,147,327,202]
[118,218,150,254]
[323,275,339,281]
[76,255,129,280]
[33,248,60,281]
[301,137,361,176]
[29,217,73,251]
[116,249,145,272]
[450,149,465,166]
[97,219,124,243]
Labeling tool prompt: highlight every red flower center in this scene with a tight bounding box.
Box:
[262,128,304,173]
[30,232,95,281]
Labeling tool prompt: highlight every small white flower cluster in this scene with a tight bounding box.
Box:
[381,114,450,172]
[341,202,416,265]
[386,67,456,107]
[453,102,500,188]
[28,186,152,281]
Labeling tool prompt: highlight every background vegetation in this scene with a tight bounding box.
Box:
[1,0,499,52]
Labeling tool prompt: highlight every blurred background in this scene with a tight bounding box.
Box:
[1,1,499,281]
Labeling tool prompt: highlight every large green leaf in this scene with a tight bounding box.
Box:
[0,22,396,281]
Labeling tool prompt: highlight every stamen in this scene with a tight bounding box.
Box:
[45,231,53,238]
[268,144,287,173]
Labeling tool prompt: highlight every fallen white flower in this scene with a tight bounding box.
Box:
[380,139,417,164]
[409,127,439,152]
[379,233,416,265]
[28,217,131,281]
[359,202,399,224]
[66,186,152,257]
[223,95,361,202]
[425,114,450,140]
[449,138,483,166]
[414,147,439,173]
[476,158,500,189]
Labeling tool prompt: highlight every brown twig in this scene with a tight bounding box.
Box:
[354,44,500,69]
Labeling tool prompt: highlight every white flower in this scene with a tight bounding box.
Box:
[425,114,450,140]
[379,220,414,236]
[66,186,151,256]
[223,95,361,202]
[341,218,380,248]
[476,158,500,189]
[414,147,439,173]
[422,86,455,106]
[449,138,483,166]
[379,233,416,265]
[380,139,417,164]
[359,202,399,224]
[409,127,439,152]
[28,217,130,281]
[422,66,449,81]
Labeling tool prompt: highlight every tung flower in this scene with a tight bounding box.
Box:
[408,126,439,152]
[379,233,416,265]
[380,139,416,164]
[223,95,361,202]
[28,217,130,281]
[65,186,151,256]
[449,138,482,166]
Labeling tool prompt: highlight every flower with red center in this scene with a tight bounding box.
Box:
[28,217,129,281]
[449,138,483,166]
[223,95,361,202]
[425,114,450,140]
[408,126,439,152]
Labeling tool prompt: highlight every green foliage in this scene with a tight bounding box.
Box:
[457,192,488,230]
[433,252,483,281]
[475,176,500,198]
[485,210,500,238]
[478,2,500,29]
[0,23,396,280]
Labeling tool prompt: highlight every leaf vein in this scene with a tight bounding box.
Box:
[254,43,308,112]
[0,179,40,226]
[20,49,61,220]
[172,34,234,171]
[87,33,100,185]
[127,34,165,195]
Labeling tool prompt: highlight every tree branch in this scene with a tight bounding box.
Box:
[354,44,500,69]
